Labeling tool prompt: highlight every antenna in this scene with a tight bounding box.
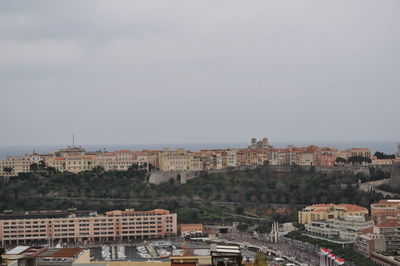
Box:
[72,133,75,147]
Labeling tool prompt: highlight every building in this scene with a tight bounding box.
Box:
[298,203,368,224]
[373,220,400,252]
[370,252,400,266]
[178,224,204,237]
[170,249,211,266]
[355,228,386,258]
[371,199,400,223]
[319,249,346,266]
[304,215,372,243]
[371,157,394,165]
[210,244,242,266]
[0,209,177,245]
[1,246,90,266]
[248,137,268,150]
[0,154,43,178]
[296,151,314,166]
[346,148,372,158]
[158,148,194,171]
[397,143,400,159]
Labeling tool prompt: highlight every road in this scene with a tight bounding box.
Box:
[220,233,320,266]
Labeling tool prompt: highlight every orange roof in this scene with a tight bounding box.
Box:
[307,203,367,212]
[375,221,398,228]
[360,227,373,234]
[337,204,367,212]
[376,199,400,205]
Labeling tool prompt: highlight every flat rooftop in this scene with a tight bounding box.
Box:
[36,248,83,258]
[171,249,210,257]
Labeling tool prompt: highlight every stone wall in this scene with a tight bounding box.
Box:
[149,165,392,185]
[390,162,400,185]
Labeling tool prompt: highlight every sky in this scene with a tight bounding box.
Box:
[0,0,399,147]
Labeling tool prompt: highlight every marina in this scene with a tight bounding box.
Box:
[91,242,174,262]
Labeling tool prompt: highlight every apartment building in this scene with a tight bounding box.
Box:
[158,148,194,171]
[96,150,138,171]
[355,228,386,258]
[305,215,372,243]
[226,150,237,167]
[296,151,314,166]
[298,203,368,224]
[346,148,372,158]
[313,150,335,167]
[0,209,177,245]
[0,154,43,177]
[371,199,400,223]
[372,221,400,252]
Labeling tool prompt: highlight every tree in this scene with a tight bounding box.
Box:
[235,206,244,214]
[3,167,13,174]
[374,152,395,160]
[38,160,46,170]
[30,163,39,172]
[335,157,347,164]
[347,156,371,164]
[237,223,249,232]
[254,251,268,266]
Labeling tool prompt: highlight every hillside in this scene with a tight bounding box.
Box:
[0,166,387,227]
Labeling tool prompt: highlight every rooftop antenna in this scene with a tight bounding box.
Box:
[72,133,75,147]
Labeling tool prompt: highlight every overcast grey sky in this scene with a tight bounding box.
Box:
[0,0,399,146]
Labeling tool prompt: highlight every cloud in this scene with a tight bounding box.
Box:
[0,0,399,146]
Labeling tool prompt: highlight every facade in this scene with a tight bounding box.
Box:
[296,151,314,166]
[0,140,393,177]
[371,199,400,223]
[1,246,90,266]
[170,249,211,266]
[355,229,387,258]
[158,148,193,171]
[304,215,372,243]
[314,150,335,167]
[373,221,400,252]
[0,154,43,177]
[298,203,368,224]
[0,209,177,245]
[346,148,372,158]
[178,224,204,237]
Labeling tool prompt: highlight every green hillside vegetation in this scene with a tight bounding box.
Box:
[0,165,387,226]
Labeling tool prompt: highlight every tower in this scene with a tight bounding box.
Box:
[251,138,257,148]
[397,143,400,158]
[262,138,268,147]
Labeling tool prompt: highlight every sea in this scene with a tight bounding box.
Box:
[0,141,398,160]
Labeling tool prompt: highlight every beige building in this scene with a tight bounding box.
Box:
[158,148,193,171]
[0,154,43,177]
[296,151,314,166]
[96,150,138,171]
[298,203,369,224]
[346,148,372,158]
[371,199,400,223]
[305,215,372,243]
